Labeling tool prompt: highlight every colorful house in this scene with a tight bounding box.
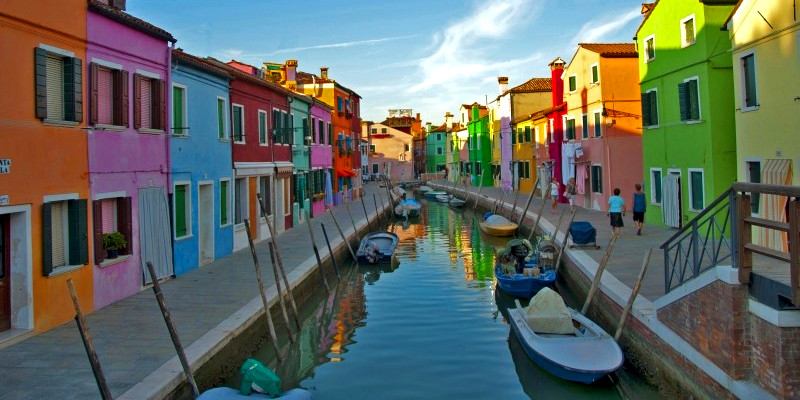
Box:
[467,105,492,186]
[636,0,738,228]
[448,123,469,183]
[562,43,642,212]
[288,92,311,226]
[170,50,234,276]
[363,121,413,183]
[529,104,564,196]
[425,117,450,174]
[86,1,175,309]
[0,0,91,334]
[308,98,333,217]
[727,0,799,254]
[510,115,536,193]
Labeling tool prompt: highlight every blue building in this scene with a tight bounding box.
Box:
[170,49,234,275]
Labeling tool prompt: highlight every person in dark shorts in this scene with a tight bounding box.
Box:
[607,187,625,236]
[632,183,646,235]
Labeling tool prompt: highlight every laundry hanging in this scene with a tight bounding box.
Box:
[576,164,587,195]
[662,174,681,228]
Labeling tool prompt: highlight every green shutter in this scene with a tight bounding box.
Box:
[641,93,650,126]
[34,48,48,119]
[175,185,186,237]
[68,199,88,265]
[233,106,242,140]
[653,171,662,204]
[691,172,704,210]
[220,181,228,225]
[592,65,598,83]
[172,86,183,134]
[678,82,689,121]
[217,99,224,138]
[525,126,531,142]
[688,79,700,120]
[63,57,83,123]
[649,91,658,126]
[42,202,53,275]
[594,112,602,137]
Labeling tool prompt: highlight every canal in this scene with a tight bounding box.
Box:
[222,196,661,399]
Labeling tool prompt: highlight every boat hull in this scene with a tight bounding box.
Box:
[356,232,399,264]
[495,266,556,298]
[479,221,518,237]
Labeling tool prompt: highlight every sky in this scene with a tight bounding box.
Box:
[128,0,644,125]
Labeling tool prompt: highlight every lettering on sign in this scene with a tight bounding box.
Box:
[0,195,8,206]
[0,159,10,174]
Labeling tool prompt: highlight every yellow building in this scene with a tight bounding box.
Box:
[511,115,536,193]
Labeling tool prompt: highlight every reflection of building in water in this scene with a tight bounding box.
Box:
[469,219,499,282]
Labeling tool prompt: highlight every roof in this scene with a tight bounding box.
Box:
[88,1,175,43]
[635,0,738,37]
[204,58,295,97]
[515,103,566,123]
[461,103,487,109]
[296,70,362,99]
[508,77,551,94]
[172,49,231,79]
[381,116,416,127]
[577,43,638,58]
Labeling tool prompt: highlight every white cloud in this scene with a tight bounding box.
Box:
[569,8,641,45]
[270,35,418,55]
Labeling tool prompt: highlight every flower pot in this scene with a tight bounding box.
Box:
[106,249,119,259]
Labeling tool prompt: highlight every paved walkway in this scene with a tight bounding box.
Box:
[0,183,393,400]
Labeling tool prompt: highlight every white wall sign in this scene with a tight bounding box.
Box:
[0,159,10,174]
[0,195,8,206]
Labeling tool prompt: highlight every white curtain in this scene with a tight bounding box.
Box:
[139,187,173,284]
[663,174,681,228]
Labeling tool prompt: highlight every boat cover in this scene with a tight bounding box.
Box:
[485,214,512,226]
[239,358,281,396]
[525,288,574,334]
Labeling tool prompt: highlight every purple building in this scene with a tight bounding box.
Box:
[309,98,333,216]
[86,0,175,309]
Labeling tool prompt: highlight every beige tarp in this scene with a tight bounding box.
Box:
[525,288,575,334]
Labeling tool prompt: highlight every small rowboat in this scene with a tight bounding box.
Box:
[424,190,447,199]
[479,214,518,237]
[394,199,421,218]
[449,197,466,208]
[435,194,451,203]
[356,231,399,264]
[507,288,624,384]
[495,265,556,298]
[198,387,312,400]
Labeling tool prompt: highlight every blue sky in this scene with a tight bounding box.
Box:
[128,0,643,125]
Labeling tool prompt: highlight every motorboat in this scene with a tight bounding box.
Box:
[394,199,421,218]
[356,231,399,264]
[494,239,555,298]
[479,213,518,237]
[448,197,466,208]
[435,194,451,203]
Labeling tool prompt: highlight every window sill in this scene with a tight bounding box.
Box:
[739,106,759,113]
[47,263,86,277]
[93,124,126,132]
[645,58,655,63]
[651,202,662,207]
[644,125,660,129]
[233,141,246,145]
[683,120,703,125]
[218,138,230,143]
[681,41,696,49]
[172,134,191,139]
[98,254,132,268]
[43,119,80,127]
[220,222,233,228]
[234,223,246,231]
[139,128,165,135]
[175,234,193,241]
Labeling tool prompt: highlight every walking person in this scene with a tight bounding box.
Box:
[632,183,646,235]
[565,177,577,211]
[607,187,626,236]
[550,177,560,213]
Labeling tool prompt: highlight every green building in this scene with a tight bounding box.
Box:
[467,105,492,186]
[635,0,738,228]
[425,123,448,174]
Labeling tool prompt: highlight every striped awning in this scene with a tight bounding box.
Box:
[756,159,793,252]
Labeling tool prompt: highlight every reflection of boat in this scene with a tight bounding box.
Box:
[424,190,446,199]
[508,289,624,384]
[449,197,466,207]
[435,194,451,203]
[479,214,518,237]
[394,199,421,218]
[356,232,399,264]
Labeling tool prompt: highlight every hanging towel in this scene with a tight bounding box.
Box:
[576,164,587,195]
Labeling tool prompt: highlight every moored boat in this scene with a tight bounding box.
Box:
[494,238,556,298]
[479,214,518,237]
[416,185,433,193]
[449,197,466,207]
[198,388,312,400]
[394,199,421,218]
[435,194,451,203]
[356,231,399,264]
[424,190,447,199]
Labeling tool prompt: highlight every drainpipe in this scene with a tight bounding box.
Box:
[165,40,175,191]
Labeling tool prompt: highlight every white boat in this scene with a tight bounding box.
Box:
[448,197,466,207]
[416,185,433,193]
[507,288,624,384]
[435,194,451,203]
[394,199,421,218]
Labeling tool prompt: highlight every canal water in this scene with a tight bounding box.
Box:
[224,196,661,399]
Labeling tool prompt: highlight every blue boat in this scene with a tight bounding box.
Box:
[394,199,421,218]
[356,232,399,264]
[495,264,556,298]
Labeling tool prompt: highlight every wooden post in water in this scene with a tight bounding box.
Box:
[551,206,567,245]
[360,195,373,232]
[346,202,360,242]
[615,249,652,340]
[330,208,359,263]
[320,223,341,278]
[304,210,331,290]
[243,220,283,362]
[554,208,577,272]
[67,279,113,400]
[581,233,619,315]
[145,262,200,398]
[494,187,507,215]
[527,193,549,242]
[509,186,521,221]
[373,193,384,226]
[472,171,486,211]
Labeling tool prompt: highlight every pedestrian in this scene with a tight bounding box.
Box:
[632,183,646,235]
[607,187,625,236]
[565,177,577,211]
[550,177,560,213]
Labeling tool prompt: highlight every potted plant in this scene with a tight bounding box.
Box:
[102,231,127,259]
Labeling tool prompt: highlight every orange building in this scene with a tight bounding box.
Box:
[0,0,93,337]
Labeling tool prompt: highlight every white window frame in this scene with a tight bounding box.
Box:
[258,109,268,146]
[680,15,696,48]
[644,88,659,128]
[219,178,232,227]
[739,50,759,112]
[563,116,576,141]
[171,83,188,137]
[650,167,663,206]
[232,103,245,144]
[234,177,248,227]
[644,34,656,63]
[590,63,599,84]
[682,76,702,123]
[172,181,192,239]
[591,164,603,194]
[592,109,602,137]
[217,96,229,141]
[688,168,705,212]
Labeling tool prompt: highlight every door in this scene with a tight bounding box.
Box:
[275,178,285,233]
[198,184,214,264]
[0,214,10,331]
[663,172,682,228]
[139,187,174,284]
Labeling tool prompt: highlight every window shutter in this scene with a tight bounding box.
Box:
[63,57,83,123]
[174,186,186,237]
[42,202,53,275]
[592,65,599,83]
[140,77,152,129]
[217,99,225,139]
[649,91,658,126]
[525,126,531,142]
[172,86,183,133]
[688,79,699,120]
[97,68,114,125]
[118,70,129,127]
[93,200,104,264]
[641,92,650,126]
[68,199,88,265]
[133,74,142,128]
[157,79,166,130]
[678,82,688,121]
[90,63,99,124]
[46,55,64,120]
[220,181,228,225]
[118,196,132,255]
[34,48,48,119]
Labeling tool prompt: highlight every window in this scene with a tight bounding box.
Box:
[90,62,127,127]
[524,161,530,179]
[641,89,659,127]
[258,110,267,144]
[681,15,696,47]
[381,127,387,133]
[217,97,227,139]
[534,126,539,148]
[232,104,244,143]
[644,35,655,62]
[437,146,443,155]
[173,183,191,238]
[327,123,332,145]
[746,160,761,213]
[436,133,442,141]
[564,117,576,141]
[234,178,247,225]
[678,78,700,122]
[372,163,379,174]
[581,114,589,139]
[568,75,577,92]
[688,169,705,211]
[337,96,343,112]
[170,84,187,135]
[650,169,662,205]
[319,119,325,144]
[91,196,132,264]
[741,53,758,110]
[134,73,165,131]
[34,46,83,123]
[590,64,599,84]
[524,126,531,142]
[220,180,230,225]
[371,128,377,134]
[43,198,88,274]
[593,110,602,137]
[476,162,482,177]
[370,144,376,153]
[591,165,603,194]
[302,117,308,145]
[404,143,410,152]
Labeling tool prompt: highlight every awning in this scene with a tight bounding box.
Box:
[756,159,793,252]
[337,168,357,177]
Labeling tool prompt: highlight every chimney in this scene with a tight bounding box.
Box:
[285,59,297,90]
[320,67,329,80]
[110,0,126,11]
[549,57,566,107]
[426,122,433,133]
[445,112,453,130]
[416,112,421,122]
[498,76,509,95]
[471,104,480,121]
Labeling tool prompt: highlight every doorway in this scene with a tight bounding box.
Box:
[663,171,682,228]
[0,214,9,332]
[198,183,214,265]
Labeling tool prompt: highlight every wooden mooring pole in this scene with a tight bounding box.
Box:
[527,193,549,242]
[615,249,652,341]
[554,208,578,272]
[243,220,284,362]
[581,233,619,315]
[360,195,373,232]
[145,262,200,398]
[509,186,521,221]
[373,193,385,226]
[472,171,487,211]
[304,210,331,290]
[517,177,539,225]
[346,202,361,242]
[67,279,113,400]
[330,208,359,264]
[320,223,341,278]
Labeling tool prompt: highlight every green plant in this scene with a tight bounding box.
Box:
[102,232,127,251]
